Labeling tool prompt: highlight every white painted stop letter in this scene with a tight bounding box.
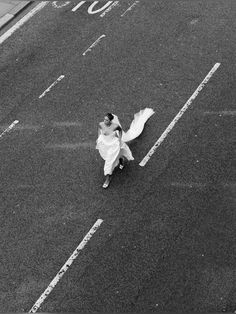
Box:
[88,1,113,14]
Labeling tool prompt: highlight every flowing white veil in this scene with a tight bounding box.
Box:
[112,108,155,143]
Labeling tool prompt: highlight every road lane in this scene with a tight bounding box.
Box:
[0,0,235,312]
[39,75,235,313]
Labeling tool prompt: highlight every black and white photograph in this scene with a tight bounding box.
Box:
[0,0,235,313]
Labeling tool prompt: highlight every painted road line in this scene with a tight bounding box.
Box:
[52,1,70,9]
[29,219,104,313]
[100,1,119,17]
[39,75,65,99]
[0,120,19,138]
[88,1,113,14]
[121,1,139,17]
[139,62,221,167]
[72,1,86,12]
[72,1,114,14]
[82,34,106,56]
[0,2,48,45]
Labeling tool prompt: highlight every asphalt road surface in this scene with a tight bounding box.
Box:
[0,1,235,313]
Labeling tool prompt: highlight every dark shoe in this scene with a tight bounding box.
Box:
[119,157,124,169]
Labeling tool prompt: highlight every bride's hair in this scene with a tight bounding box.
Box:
[106,113,114,121]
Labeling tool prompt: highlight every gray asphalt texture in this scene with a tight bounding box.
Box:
[0,1,235,313]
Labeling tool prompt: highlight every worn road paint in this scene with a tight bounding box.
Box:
[45,142,94,149]
[0,120,19,138]
[139,63,221,167]
[28,219,104,313]
[39,75,65,99]
[52,1,70,8]
[0,2,48,45]
[82,34,106,56]
[169,182,236,189]
[203,110,236,116]
[121,1,139,17]
[100,1,119,17]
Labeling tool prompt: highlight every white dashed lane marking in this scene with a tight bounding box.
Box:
[39,75,65,99]
[121,1,139,17]
[100,1,119,17]
[82,34,106,56]
[139,63,221,167]
[0,120,19,139]
[29,219,104,313]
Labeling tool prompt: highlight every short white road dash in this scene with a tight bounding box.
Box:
[28,219,103,313]
[0,120,19,138]
[0,2,48,45]
[82,34,106,56]
[100,1,119,17]
[121,1,139,17]
[139,63,221,167]
[39,75,65,99]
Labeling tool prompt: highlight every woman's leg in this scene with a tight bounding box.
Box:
[103,174,111,188]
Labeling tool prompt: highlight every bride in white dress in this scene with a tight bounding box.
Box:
[96,108,155,188]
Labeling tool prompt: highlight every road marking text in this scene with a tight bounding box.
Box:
[72,1,113,13]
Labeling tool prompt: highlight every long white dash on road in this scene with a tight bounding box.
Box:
[0,120,19,138]
[39,75,65,99]
[28,219,103,313]
[139,62,221,167]
[121,1,139,17]
[82,34,106,56]
[0,2,48,45]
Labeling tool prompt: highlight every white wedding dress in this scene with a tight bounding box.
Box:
[96,108,155,175]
